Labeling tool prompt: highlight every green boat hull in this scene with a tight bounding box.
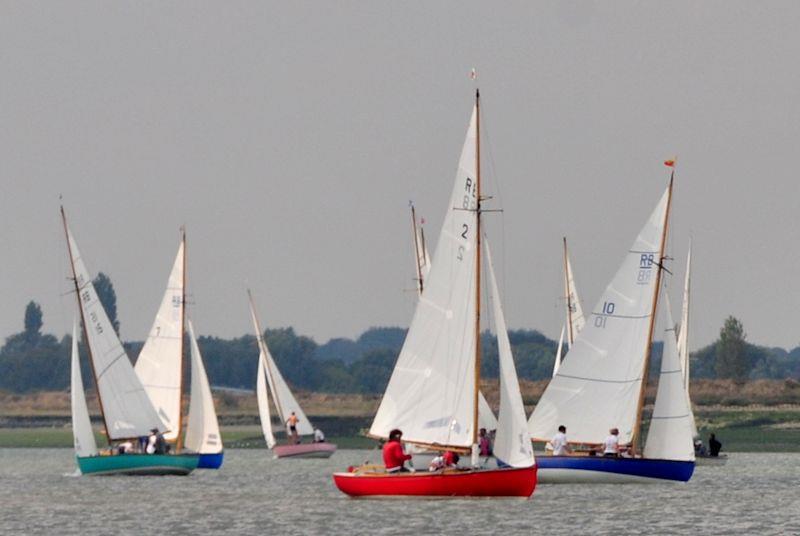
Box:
[77,453,199,476]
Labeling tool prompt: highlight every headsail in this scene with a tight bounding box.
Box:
[369,105,479,449]
[248,292,314,437]
[552,325,566,378]
[71,317,97,458]
[676,244,697,437]
[135,236,185,441]
[411,204,432,295]
[486,242,535,468]
[563,238,585,348]
[184,321,223,454]
[643,296,696,461]
[256,347,276,448]
[528,186,670,445]
[63,212,165,440]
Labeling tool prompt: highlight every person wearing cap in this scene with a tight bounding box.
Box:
[382,429,412,473]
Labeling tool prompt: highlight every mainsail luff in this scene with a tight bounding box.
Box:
[411,204,425,294]
[472,88,482,450]
[563,238,585,348]
[631,172,673,450]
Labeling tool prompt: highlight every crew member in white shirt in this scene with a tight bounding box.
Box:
[551,425,573,456]
[602,428,620,457]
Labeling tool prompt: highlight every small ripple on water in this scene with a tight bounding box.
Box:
[0,449,798,535]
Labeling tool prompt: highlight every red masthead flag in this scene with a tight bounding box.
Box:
[664,158,676,168]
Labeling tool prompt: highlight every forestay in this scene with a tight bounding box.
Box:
[370,106,479,448]
[249,297,314,437]
[643,297,696,461]
[135,239,185,441]
[528,187,670,445]
[486,242,535,468]
[184,321,223,454]
[71,318,97,458]
[65,225,165,439]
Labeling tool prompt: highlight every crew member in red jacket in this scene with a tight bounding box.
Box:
[383,429,413,473]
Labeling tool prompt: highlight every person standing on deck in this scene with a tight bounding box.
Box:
[709,433,722,457]
[286,412,300,444]
[551,425,573,456]
[602,428,620,457]
[478,428,492,457]
[382,429,412,473]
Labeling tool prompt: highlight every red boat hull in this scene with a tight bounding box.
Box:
[333,466,537,498]
[273,442,337,459]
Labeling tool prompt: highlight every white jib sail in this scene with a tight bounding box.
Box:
[370,105,478,448]
[66,225,165,439]
[248,296,314,436]
[676,244,697,437]
[552,325,566,378]
[135,238,184,441]
[528,186,670,445]
[486,242,535,468]
[71,317,97,458]
[564,247,585,347]
[643,295,696,461]
[256,348,276,448]
[184,321,222,454]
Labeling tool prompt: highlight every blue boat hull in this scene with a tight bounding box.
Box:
[536,456,694,483]
[197,451,224,469]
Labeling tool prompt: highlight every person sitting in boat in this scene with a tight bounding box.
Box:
[286,412,300,445]
[313,428,326,443]
[709,433,722,457]
[154,429,168,454]
[428,450,460,471]
[602,428,620,457]
[146,429,158,454]
[382,429,412,473]
[478,428,492,457]
[694,439,707,456]
[117,440,133,455]
[551,425,573,456]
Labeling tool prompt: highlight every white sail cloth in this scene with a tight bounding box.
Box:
[564,248,585,347]
[135,239,185,441]
[528,186,670,445]
[552,326,566,378]
[66,226,165,439]
[184,321,223,454]
[676,245,698,438]
[71,318,97,458]
[249,297,314,439]
[370,106,479,448]
[643,298,696,461]
[256,348,276,448]
[486,243,535,468]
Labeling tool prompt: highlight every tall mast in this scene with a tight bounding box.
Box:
[472,88,482,448]
[631,171,674,452]
[175,228,187,451]
[410,204,424,294]
[563,237,575,347]
[248,290,285,420]
[60,206,112,445]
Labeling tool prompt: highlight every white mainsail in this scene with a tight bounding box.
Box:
[564,239,585,348]
[676,244,698,437]
[486,242,535,468]
[411,205,432,295]
[643,296,696,461]
[369,105,479,449]
[184,321,222,454]
[249,294,314,438]
[256,348,276,448]
[135,238,185,441]
[528,186,670,445]
[64,218,165,440]
[71,318,97,458]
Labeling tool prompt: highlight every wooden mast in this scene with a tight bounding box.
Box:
[60,206,112,446]
[631,171,674,453]
[410,204,424,294]
[175,228,186,452]
[563,236,574,347]
[472,88,482,449]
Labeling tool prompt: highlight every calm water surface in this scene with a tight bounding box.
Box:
[0,449,797,535]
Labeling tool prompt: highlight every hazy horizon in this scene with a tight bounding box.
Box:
[2,2,799,351]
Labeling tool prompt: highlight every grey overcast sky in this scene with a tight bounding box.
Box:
[2,2,799,351]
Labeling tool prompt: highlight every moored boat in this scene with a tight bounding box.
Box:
[333,89,536,498]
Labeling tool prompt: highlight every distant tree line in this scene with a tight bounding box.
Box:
[1,275,798,394]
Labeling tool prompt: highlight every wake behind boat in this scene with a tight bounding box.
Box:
[63,208,199,476]
[333,90,536,498]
